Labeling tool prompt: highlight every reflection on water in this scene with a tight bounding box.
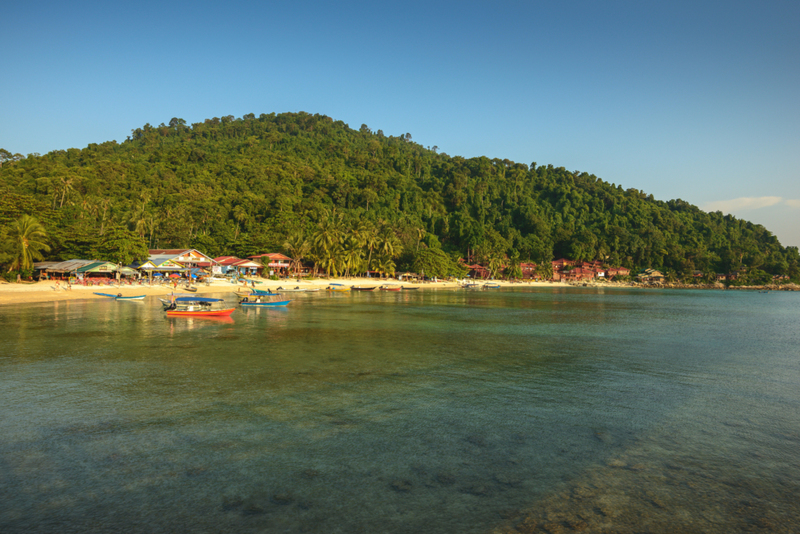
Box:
[1,289,799,533]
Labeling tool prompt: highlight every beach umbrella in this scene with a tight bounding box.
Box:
[169,273,181,278]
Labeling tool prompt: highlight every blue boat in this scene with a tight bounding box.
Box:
[239,298,291,307]
[94,292,146,300]
[175,296,223,303]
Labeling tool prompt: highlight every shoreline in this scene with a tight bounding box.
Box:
[0,278,795,307]
[0,278,569,306]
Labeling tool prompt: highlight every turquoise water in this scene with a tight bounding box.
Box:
[1,288,799,533]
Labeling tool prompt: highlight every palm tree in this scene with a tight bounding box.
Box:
[341,235,364,277]
[375,254,396,279]
[311,209,344,277]
[377,225,402,261]
[283,232,311,276]
[356,220,379,275]
[6,215,50,273]
[537,261,554,281]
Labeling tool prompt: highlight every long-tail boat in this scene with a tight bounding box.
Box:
[164,297,235,317]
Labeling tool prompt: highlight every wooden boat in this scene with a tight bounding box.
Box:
[483,283,501,289]
[276,286,307,292]
[326,283,350,292]
[379,286,402,291]
[183,286,198,292]
[235,289,280,297]
[94,292,146,300]
[167,307,235,317]
[351,286,377,291]
[239,298,291,307]
[164,296,234,317]
[400,286,419,290]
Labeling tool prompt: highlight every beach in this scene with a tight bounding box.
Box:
[0,278,570,306]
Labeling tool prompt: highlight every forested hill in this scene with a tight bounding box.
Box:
[1,112,798,279]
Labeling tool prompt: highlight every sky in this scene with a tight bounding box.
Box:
[2,0,799,246]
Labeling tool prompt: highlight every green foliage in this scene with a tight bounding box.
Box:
[411,247,467,278]
[0,113,797,280]
[3,215,50,272]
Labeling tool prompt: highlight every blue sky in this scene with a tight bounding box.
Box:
[2,1,799,246]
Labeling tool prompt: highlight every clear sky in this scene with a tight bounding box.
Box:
[2,1,798,246]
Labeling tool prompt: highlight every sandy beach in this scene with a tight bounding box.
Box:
[0,277,570,306]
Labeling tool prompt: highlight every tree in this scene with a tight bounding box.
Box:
[4,215,50,272]
[283,232,311,276]
[537,261,554,281]
[91,225,148,265]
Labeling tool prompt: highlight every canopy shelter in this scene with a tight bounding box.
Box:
[34,259,137,280]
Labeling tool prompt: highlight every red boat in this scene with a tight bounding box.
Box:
[164,296,235,317]
[166,307,235,317]
[380,286,402,291]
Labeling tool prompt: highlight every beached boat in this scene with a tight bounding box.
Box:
[164,297,235,317]
[401,286,419,290]
[483,283,501,289]
[379,286,402,291]
[351,286,377,291]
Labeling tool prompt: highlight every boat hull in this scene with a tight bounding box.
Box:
[166,308,235,317]
[240,300,291,307]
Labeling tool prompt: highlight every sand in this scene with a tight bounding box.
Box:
[0,277,568,306]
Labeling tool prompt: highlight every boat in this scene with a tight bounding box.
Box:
[401,286,419,291]
[239,297,291,307]
[235,288,280,297]
[326,283,351,292]
[183,286,198,292]
[351,286,377,291]
[379,285,402,291]
[164,296,235,317]
[94,292,146,300]
[275,286,307,292]
[483,283,501,289]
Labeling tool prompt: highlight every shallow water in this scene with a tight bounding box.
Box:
[1,288,799,533]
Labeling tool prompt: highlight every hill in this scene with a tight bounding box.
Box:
[1,112,798,281]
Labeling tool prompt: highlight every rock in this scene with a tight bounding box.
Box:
[436,472,456,485]
[271,493,294,505]
[606,459,626,468]
[494,473,522,486]
[462,484,491,496]
[241,501,266,515]
[390,480,412,492]
[221,497,243,512]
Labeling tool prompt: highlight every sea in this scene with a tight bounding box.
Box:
[1,287,799,533]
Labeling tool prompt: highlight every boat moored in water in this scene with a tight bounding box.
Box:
[94,292,146,300]
[239,297,291,307]
[164,296,235,317]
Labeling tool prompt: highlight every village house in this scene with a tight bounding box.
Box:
[637,269,665,283]
[249,253,293,277]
